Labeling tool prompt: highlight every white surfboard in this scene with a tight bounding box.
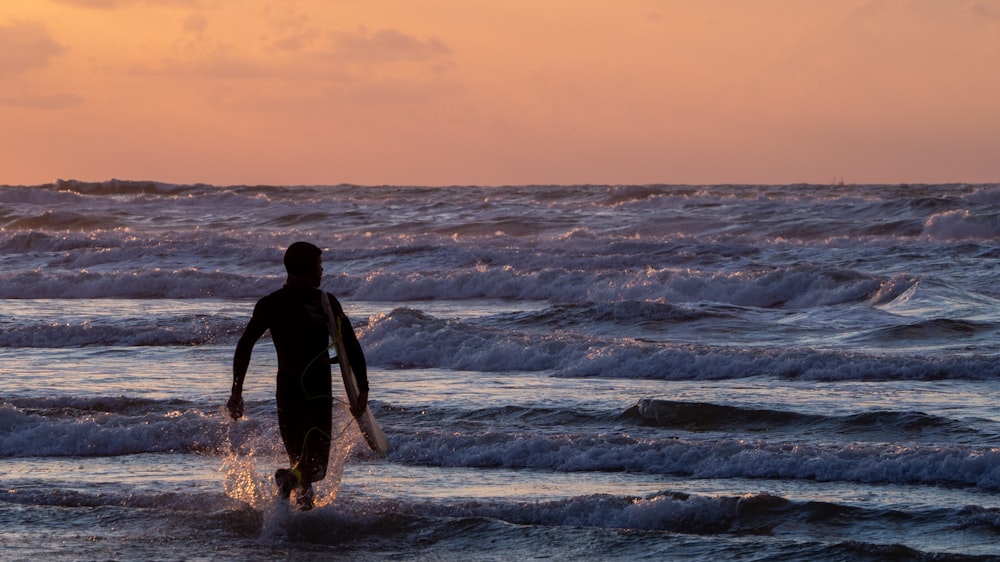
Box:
[321,292,390,455]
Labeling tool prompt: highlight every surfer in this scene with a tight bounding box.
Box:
[227,241,368,510]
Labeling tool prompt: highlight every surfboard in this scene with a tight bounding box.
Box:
[321,292,390,455]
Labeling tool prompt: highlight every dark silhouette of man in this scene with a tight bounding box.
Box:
[227,241,368,510]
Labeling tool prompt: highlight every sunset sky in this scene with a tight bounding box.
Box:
[2,0,998,186]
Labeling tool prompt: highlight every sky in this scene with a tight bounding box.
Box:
[1,0,998,186]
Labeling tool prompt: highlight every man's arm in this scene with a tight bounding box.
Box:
[228,301,269,419]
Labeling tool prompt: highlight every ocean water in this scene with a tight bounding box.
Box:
[2,180,1000,561]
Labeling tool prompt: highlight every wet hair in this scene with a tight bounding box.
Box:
[283,241,322,276]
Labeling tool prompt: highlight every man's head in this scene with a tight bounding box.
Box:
[284,241,323,286]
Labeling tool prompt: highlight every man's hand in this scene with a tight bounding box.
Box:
[227,392,244,420]
[351,390,368,418]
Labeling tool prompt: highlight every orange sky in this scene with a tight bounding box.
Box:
[1,0,998,186]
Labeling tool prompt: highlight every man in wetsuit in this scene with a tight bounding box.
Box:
[227,241,368,510]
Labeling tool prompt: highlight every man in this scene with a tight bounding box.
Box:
[227,241,368,510]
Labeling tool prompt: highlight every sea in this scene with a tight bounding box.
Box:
[2,180,1000,561]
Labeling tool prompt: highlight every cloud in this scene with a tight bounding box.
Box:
[0,92,85,109]
[52,0,200,8]
[971,2,1000,19]
[330,27,452,63]
[52,0,121,8]
[261,4,322,53]
[0,21,68,76]
[182,13,208,34]
[126,44,273,79]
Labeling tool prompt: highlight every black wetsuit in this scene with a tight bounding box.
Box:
[232,284,367,484]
